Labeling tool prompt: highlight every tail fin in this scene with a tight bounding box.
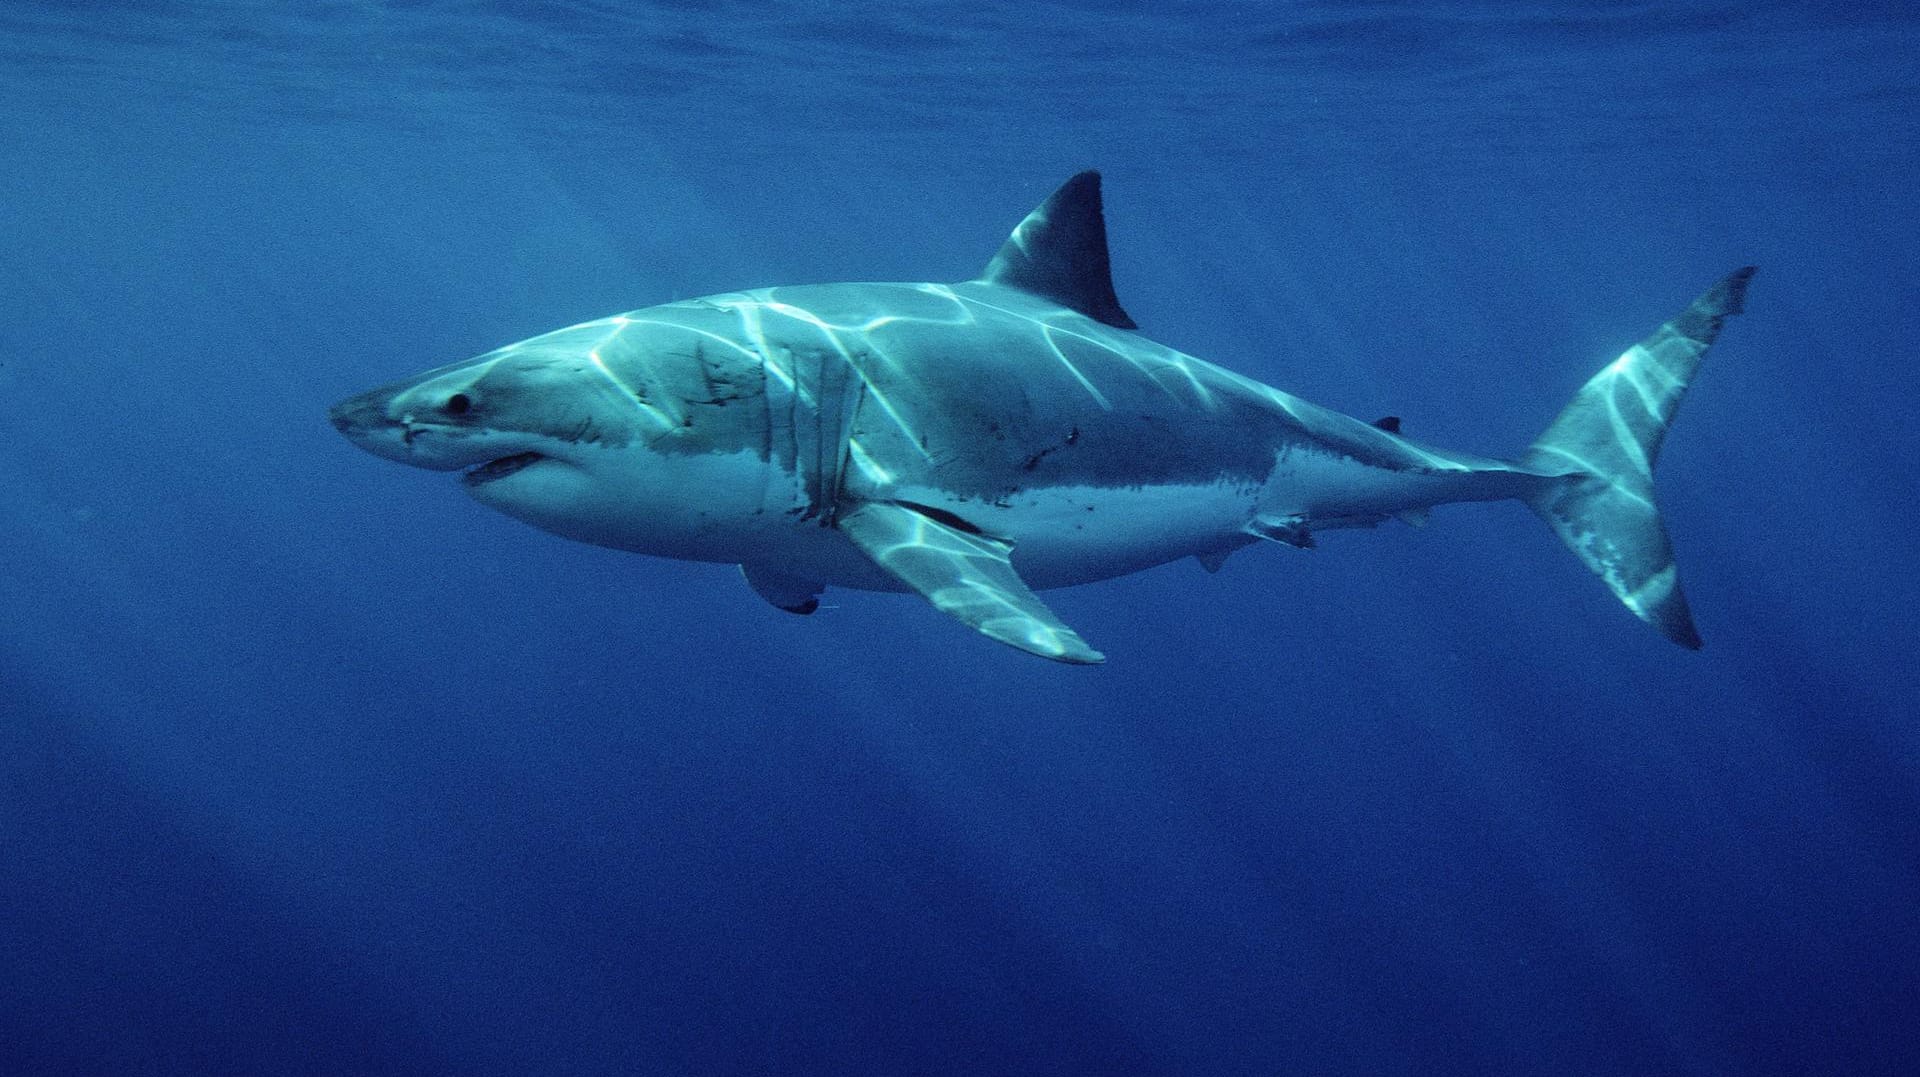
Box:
[1523,267,1756,649]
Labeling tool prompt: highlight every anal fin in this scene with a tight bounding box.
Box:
[740,563,823,615]
[1195,549,1232,574]
[837,501,1103,664]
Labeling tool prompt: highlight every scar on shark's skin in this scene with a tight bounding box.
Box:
[332,172,1754,664]
[1022,426,1080,472]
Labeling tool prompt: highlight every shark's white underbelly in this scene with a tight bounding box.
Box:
[477,448,1251,592]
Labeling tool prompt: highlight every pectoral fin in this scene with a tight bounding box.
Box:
[837,501,1104,664]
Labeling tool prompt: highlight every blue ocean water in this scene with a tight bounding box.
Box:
[3,2,1916,1073]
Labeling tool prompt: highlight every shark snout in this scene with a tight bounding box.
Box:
[329,390,385,436]
[329,381,529,473]
[329,386,433,466]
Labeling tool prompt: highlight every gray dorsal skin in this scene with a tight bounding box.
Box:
[330,172,1754,664]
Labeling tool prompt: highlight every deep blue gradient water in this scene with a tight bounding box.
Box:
[4,3,1917,1074]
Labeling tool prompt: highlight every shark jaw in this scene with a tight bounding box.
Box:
[459,451,546,487]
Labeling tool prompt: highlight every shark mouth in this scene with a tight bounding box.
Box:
[461,452,545,486]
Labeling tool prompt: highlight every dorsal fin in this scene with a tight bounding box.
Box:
[977,171,1137,329]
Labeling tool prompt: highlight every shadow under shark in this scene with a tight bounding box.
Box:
[331,173,1752,664]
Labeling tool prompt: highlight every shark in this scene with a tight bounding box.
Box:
[330,172,1752,664]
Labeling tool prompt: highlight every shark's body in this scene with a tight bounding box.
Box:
[332,173,1752,663]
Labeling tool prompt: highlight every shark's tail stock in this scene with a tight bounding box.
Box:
[1520,267,1756,649]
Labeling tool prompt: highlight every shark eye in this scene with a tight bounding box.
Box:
[444,392,473,416]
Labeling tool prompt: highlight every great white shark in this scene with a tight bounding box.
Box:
[331,173,1752,664]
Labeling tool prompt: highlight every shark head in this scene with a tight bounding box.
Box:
[330,313,781,558]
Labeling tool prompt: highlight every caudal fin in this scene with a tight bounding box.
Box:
[1523,267,1756,649]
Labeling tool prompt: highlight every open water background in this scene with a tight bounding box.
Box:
[3,3,1916,1073]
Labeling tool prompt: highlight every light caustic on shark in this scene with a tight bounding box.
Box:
[331,172,1754,664]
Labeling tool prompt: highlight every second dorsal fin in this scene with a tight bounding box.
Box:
[976,171,1137,330]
